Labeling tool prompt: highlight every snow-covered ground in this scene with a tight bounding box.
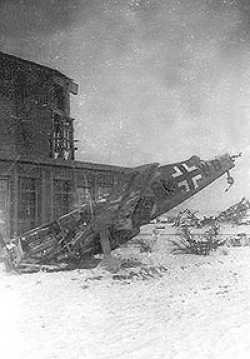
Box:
[1,224,250,359]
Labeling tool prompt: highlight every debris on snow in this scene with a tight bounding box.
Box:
[1,224,250,359]
[217,197,250,225]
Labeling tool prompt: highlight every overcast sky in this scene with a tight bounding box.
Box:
[1,0,250,213]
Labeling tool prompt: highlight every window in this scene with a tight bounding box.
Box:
[18,177,39,233]
[14,71,28,101]
[51,114,74,160]
[52,84,65,111]
[34,93,48,106]
[96,173,114,201]
[54,180,72,218]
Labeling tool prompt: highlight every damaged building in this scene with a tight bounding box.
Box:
[0,51,127,238]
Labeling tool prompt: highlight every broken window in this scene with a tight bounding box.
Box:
[51,113,74,160]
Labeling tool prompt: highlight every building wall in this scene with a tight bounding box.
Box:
[0,51,75,161]
[14,73,73,160]
[0,159,125,237]
[0,94,17,157]
[0,52,126,238]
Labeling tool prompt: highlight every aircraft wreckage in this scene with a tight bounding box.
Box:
[1,153,241,272]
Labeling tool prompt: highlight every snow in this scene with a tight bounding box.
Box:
[1,225,250,359]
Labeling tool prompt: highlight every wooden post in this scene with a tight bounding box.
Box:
[99,227,120,273]
[99,227,111,257]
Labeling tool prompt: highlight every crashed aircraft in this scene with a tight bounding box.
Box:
[2,153,240,272]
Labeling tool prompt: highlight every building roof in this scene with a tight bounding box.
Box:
[0,50,70,79]
[0,50,79,94]
[0,152,131,173]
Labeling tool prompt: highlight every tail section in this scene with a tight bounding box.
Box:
[132,154,236,225]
